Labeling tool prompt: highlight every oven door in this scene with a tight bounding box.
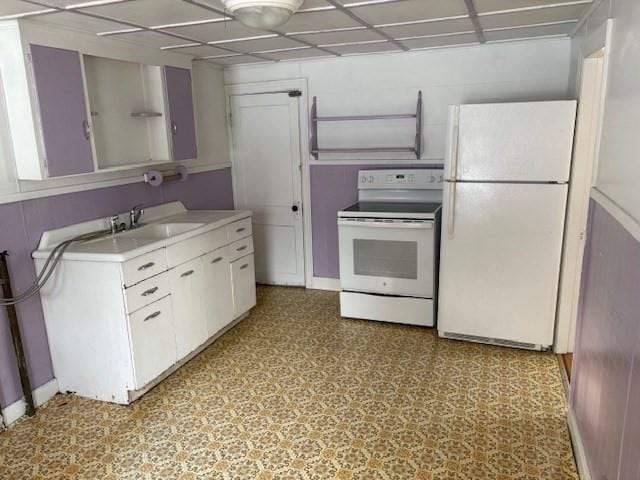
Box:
[338,218,434,297]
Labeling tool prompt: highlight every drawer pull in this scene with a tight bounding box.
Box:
[236,227,246,233]
[141,286,159,297]
[138,262,155,271]
[240,263,249,270]
[236,245,248,252]
[180,269,195,278]
[211,256,223,264]
[144,311,161,322]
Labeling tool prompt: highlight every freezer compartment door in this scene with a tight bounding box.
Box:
[438,182,568,347]
[445,101,577,182]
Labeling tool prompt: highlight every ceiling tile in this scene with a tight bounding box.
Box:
[479,4,587,29]
[261,47,334,60]
[112,30,184,48]
[401,32,479,49]
[0,1,53,16]
[324,40,401,55]
[290,28,382,45]
[484,22,575,41]
[164,19,266,42]
[277,10,361,33]
[84,0,223,27]
[163,44,233,56]
[203,54,270,65]
[350,0,469,25]
[379,17,474,38]
[474,0,592,14]
[36,11,131,33]
[220,36,304,53]
[299,0,333,9]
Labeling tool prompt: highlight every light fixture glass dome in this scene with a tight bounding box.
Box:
[222,0,304,29]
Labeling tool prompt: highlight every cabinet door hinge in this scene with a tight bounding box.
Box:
[229,112,232,127]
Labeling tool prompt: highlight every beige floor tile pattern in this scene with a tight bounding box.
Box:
[0,286,577,479]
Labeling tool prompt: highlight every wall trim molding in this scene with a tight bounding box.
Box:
[1,378,59,427]
[0,163,231,206]
[309,276,340,291]
[568,407,593,480]
[591,188,640,243]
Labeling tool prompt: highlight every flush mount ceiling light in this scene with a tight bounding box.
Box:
[221,0,305,29]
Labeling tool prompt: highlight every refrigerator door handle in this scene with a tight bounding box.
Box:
[450,124,459,181]
[447,181,457,239]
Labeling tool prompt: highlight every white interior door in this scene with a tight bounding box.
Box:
[230,92,305,286]
[447,101,577,182]
[438,182,568,347]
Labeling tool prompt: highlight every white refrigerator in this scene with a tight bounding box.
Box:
[438,101,577,350]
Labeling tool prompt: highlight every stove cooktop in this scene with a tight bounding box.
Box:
[338,201,442,219]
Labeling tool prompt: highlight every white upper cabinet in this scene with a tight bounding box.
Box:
[0,20,199,180]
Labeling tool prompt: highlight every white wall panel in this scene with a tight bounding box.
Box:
[594,0,640,222]
[225,38,573,162]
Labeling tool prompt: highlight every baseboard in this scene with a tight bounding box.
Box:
[309,276,340,291]
[568,407,592,480]
[1,378,59,427]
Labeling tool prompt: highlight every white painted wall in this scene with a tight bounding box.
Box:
[225,38,574,164]
[0,19,229,204]
[591,0,640,223]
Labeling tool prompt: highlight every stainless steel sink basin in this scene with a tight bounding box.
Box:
[122,222,204,239]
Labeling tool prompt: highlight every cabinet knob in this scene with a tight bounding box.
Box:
[211,257,223,264]
[141,287,159,297]
[138,262,155,271]
[180,269,195,278]
[236,245,247,252]
[240,263,249,270]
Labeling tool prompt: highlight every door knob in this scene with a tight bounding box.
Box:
[292,205,299,212]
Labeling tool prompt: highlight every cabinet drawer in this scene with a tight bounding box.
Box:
[124,271,170,314]
[129,296,176,389]
[228,237,254,262]
[122,249,168,287]
[227,218,252,243]
[231,254,256,318]
[166,228,227,268]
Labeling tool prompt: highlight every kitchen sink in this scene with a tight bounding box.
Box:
[123,222,204,239]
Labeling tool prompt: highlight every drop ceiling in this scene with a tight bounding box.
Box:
[1,0,594,66]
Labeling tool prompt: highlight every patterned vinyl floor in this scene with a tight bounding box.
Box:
[0,287,577,479]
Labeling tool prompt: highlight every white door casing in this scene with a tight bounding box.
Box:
[230,92,305,286]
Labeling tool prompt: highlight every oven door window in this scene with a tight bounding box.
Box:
[353,239,418,279]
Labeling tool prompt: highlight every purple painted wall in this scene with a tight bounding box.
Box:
[0,168,233,408]
[571,199,640,480]
[310,164,440,278]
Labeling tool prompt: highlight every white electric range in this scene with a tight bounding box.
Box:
[337,169,443,327]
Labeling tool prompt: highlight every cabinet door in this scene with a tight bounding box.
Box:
[30,44,94,177]
[231,254,257,318]
[129,296,176,389]
[169,258,209,360]
[164,66,197,160]
[203,248,233,337]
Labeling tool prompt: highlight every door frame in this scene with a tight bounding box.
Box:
[225,78,312,288]
[554,23,611,354]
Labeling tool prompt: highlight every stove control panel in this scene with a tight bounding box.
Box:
[358,169,444,189]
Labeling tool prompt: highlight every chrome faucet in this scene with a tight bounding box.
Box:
[109,215,126,234]
[129,205,144,229]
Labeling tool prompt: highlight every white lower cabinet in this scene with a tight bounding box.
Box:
[129,296,176,389]
[231,254,257,318]
[203,248,233,337]
[36,214,256,405]
[169,257,210,360]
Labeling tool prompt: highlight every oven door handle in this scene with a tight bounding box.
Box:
[338,219,433,229]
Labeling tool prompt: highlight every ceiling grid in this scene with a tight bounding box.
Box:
[1,0,595,66]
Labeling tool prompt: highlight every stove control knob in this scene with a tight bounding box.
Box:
[369,175,374,183]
